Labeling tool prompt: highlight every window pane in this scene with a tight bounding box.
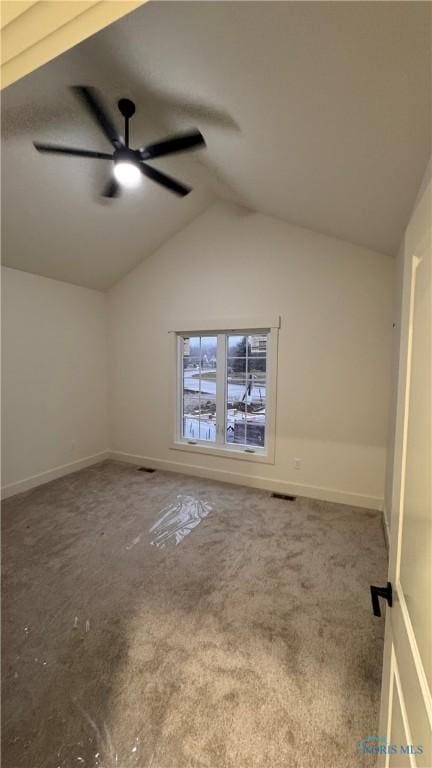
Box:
[183,415,198,439]
[200,336,217,367]
[186,336,201,357]
[227,369,247,402]
[198,409,216,441]
[227,356,246,375]
[229,417,247,445]
[182,335,217,443]
[226,368,246,444]
[226,410,247,445]
[225,332,268,449]
[248,334,267,355]
[245,412,266,447]
[183,413,216,442]
[228,335,247,355]
[249,375,266,410]
[251,370,266,387]
[183,356,200,371]
[248,355,267,374]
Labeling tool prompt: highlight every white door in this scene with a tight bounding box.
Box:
[376,179,431,767]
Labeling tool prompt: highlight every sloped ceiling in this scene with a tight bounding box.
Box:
[2,1,431,290]
[0,1,146,89]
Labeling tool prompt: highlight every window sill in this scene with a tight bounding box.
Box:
[170,440,275,464]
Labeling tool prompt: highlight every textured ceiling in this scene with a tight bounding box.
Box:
[2,1,431,289]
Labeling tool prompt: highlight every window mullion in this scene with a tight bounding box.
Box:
[215,334,226,445]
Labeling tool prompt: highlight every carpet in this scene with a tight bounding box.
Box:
[2,460,387,768]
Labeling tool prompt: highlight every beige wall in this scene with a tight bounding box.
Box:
[1,267,108,495]
[108,202,395,509]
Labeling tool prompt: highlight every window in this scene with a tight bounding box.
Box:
[173,327,277,462]
[181,335,218,443]
[226,333,267,449]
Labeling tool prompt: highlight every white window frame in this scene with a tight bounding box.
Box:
[170,320,279,464]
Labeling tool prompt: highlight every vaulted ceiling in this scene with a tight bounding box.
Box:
[2,1,431,289]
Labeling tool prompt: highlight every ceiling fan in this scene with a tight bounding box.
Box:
[33,86,206,198]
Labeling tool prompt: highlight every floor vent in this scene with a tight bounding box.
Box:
[271,492,297,501]
[137,467,156,473]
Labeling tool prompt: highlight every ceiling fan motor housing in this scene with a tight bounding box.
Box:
[118,98,136,119]
[113,147,140,165]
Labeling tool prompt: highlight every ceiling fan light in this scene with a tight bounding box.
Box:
[113,161,141,188]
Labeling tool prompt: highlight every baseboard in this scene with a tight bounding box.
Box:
[2,448,384,510]
[1,451,110,499]
[109,450,384,511]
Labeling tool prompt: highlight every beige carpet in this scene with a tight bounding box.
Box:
[2,460,387,768]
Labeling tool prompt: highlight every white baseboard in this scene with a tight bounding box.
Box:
[1,451,110,499]
[109,450,384,511]
[1,448,385,511]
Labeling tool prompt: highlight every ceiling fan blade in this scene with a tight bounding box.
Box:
[140,163,191,196]
[140,130,205,160]
[72,86,123,149]
[34,142,112,160]
[102,178,121,198]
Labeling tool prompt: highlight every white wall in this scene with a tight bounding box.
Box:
[1,205,396,507]
[108,202,395,509]
[1,267,108,495]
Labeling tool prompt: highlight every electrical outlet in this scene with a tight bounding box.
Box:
[293,458,302,470]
